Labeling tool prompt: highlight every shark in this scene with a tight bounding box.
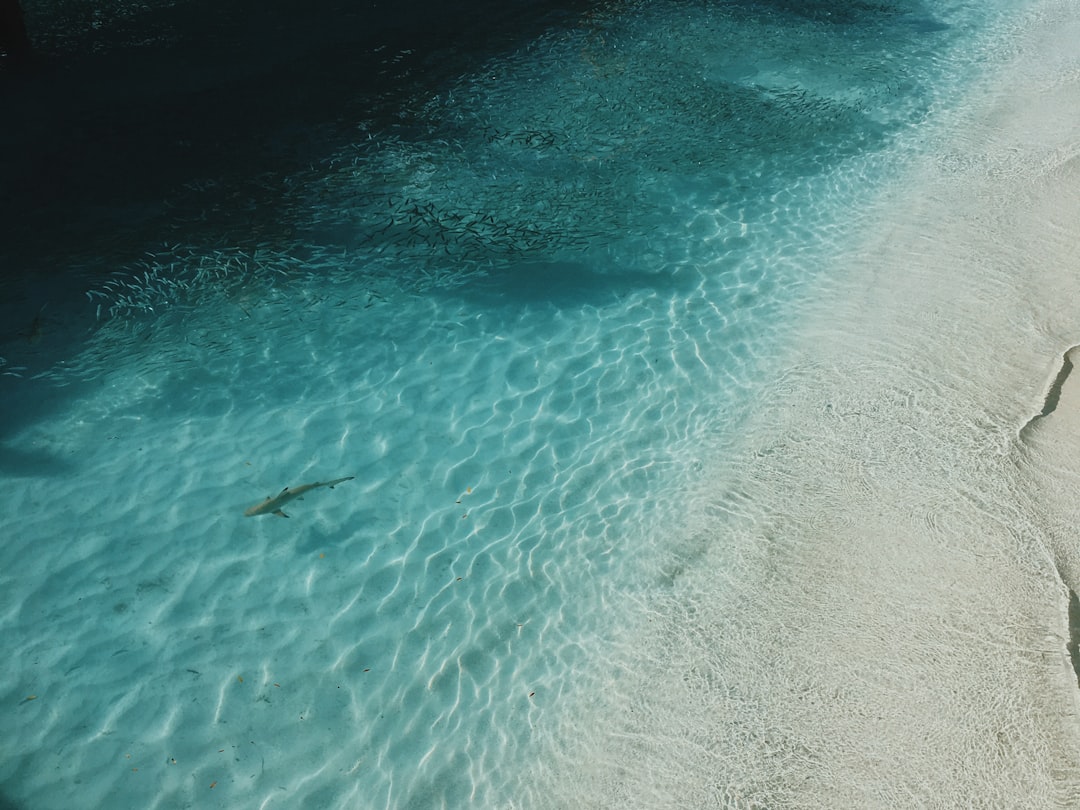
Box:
[243,476,355,518]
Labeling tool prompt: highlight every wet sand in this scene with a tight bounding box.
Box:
[528,1,1080,806]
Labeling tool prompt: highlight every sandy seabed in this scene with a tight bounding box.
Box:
[4,1,1080,808]
[519,1,1080,807]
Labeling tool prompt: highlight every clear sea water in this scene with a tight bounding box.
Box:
[1,0,1062,807]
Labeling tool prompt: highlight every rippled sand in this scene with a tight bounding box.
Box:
[524,1,1080,806]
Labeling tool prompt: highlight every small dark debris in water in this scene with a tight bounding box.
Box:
[26,304,47,344]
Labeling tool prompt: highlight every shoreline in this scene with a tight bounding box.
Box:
[530,0,1080,805]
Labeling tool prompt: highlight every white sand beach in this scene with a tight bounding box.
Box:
[524,0,1080,806]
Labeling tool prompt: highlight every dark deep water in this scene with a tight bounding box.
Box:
[2,0,601,264]
[1,0,611,434]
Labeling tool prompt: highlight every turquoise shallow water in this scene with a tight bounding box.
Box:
[0,0,1039,807]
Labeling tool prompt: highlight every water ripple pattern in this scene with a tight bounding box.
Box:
[0,0,1061,808]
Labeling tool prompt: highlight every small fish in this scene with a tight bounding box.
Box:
[13,304,47,345]
[244,477,354,518]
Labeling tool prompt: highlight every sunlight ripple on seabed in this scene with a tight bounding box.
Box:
[2,0,1073,807]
